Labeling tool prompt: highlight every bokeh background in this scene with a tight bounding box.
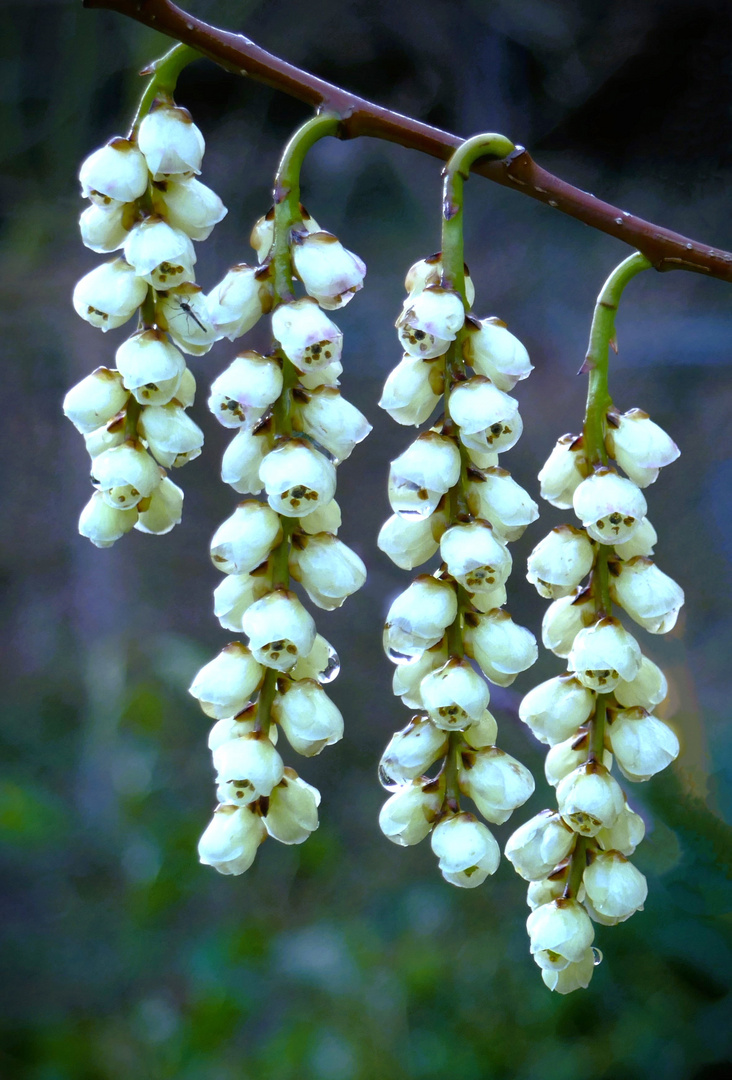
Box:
[2,0,732,1076]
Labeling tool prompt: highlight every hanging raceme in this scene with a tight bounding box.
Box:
[506,252,683,993]
[377,134,540,886]
[191,113,372,876]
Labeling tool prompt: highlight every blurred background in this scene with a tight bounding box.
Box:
[2,0,732,1076]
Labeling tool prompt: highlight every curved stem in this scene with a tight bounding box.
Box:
[128,42,200,136]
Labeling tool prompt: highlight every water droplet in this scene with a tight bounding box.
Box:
[317,644,340,684]
[548,199,558,208]
[686,242,694,250]
[386,646,422,665]
[394,505,434,521]
[591,947,603,966]
[615,217,623,225]
[378,761,402,793]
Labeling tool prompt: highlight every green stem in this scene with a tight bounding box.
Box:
[443,732,462,812]
[441,132,516,304]
[589,695,608,762]
[128,44,201,137]
[124,395,140,440]
[564,836,588,899]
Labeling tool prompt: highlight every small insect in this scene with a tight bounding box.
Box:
[174,299,208,333]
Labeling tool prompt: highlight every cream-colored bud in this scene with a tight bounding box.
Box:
[138,103,205,180]
[297,386,372,462]
[391,640,449,709]
[379,354,442,426]
[519,674,595,746]
[379,716,449,784]
[462,710,499,749]
[609,556,684,634]
[504,810,577,881]
[388,432,461,520]
[584,849,648,922]
[209,500,283,575]
[221,424,272,495]
[272,298,343,372]
[541,588,596,658]
[212,567,271,632]
[527,897,594,971]
[272,679,344,756]
[537,434,587,509]
[63,367,128,434]
[605,408,679,487]
[289,634,340,684]
[613,516,657,559]
[260,440,336,518]
[568,617,642,693]
[79,201,130,253]
[431,812,500,888]
[213,732,284,802]
[79,137,148,203]
[396,286,465,358]
[241,589,316,672]
[207,265,271,342]
[72,258,147,332]
[292,230,366,309]
[556,763,625,836]
[78,491,138,547]
[420,658,490,730]
[404,253,475,307]
[138,402,203,468]
[377,512,443,571]
[135,476,184,535]
[526,525,595,599]
[613,655,668,710]
[596,803,646,855]
[465,466,539,542]
[541,947,595,993]
[459,746,535,824]
[189,642,264,719]
[115,330,185,406]
[449,377,523,455]
[573,468,647,545]
[440,520,512,592]
[461,317,533,391]
[463,609,538,687]
[154,175,227,241]
[91,439,161,510]
[289,532,366,610]
[379,781,442,846]
[383,576,457,661]
[155,284,217,355]
[209,352,282,428]
[607,706,679,781]
[198,804,265,876]
[544,732,612,788]
[264,770,321,844]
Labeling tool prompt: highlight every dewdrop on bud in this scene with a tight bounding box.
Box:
[289,533,366,610]
[264,770,321,844]
[138,103,205,180]
[272,298,343,372]
[379,780,442,846]
[527,898,594,971]
[379,354,443,426]
[115,330,185,406]
[458,747,535,825]
[605,408,679,487]
[431,812,501,888]
[383,576,457,661]
[91,440,161,510]
[519,674,595,746]
[79,137,149,203]
[209,500,283,575]
[209,353,283,428]
[72,258,148,331]
[461,317,533,392]
[259,440,336,518]
[607,707,679,781]
[463,609,538,687]
[573,468,647,544]
[504,811,577,881]
[420,658,491,730]
[292,230,366,309]
[449,377,523,455]
[608,557,684,634]
[207,265,272,341]
[198,804,266,876]
[568,617,642,693]
[388,432,461,520]
[78,491,138,547]
[555,762,626,836]
[213,732,285,803]
[272,679,344,756]
[135,477,184,535]
[289,634,340,684]
[241,589,316,672]
[63,367,128,434]
[538,434,587,509]
[526,525,595,599]
[379,716,449,784]
[188,642,264,719]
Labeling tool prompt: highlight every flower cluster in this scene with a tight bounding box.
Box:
[377,254,539,886]
[507,404,682,992]
[193,203,370,875]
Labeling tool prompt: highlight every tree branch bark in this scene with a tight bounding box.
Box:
[84,0,732,282]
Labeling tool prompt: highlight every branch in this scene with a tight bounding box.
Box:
[84,0,732,282]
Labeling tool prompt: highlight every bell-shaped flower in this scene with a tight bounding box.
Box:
[298,358,343,391]
[440,520,512,593]
[605,408,679,487]
[431,811,500,888]
[72,258,147,331]
[459,746,535,824]
[272,678,344,756]
[209,353,283,429]
[123,216,196,289]
[449,377,523,455]
[189,642,264,719]
[583,850,648,922]
[379,780,442,846]
[463,710,499,748]
[556,762,625,836]
[519,674,595,746]
[78,491,138,547]
[538,433,587,509]
[596,803,646,856]
[420,658,490,730]
[404,253,475,307]
[379,354,443,426]
[544,732,612,788]
[296,386,372,462]
[298,498,342,536]
[568,617,642,693]
[153,175,227,240]
[64,367,128,434]
[212,565,272,632]
[573,468,647,545]
[607,706,679,781]
[91,439,161,510]
[209,500,283,574]
[614,655,668,710]
[79,201,130,253]
[541,947,596,994]
[115,329,186,405]
[289,532,366,610]
[465,466,539,542]
[198,804,266,876]
[388,432,461,520]
[241,589,316,672]
[377,510,444,571]
[259,439,336,518]
[463,609,538,687]
[213,732,284,803]
[135,476,184,535]
[397,286,465,358]
[526,897,594,971]
[541,588,596,658]
[391,640,449,709]
[609,557,684,634]
[221,422,273,495]
[292,230,366,309]
[526,525,594,600]
[250,205,320,263]
[379,715,449,784]
[290,634,340,685]
[84,415,125,459]
[613,516,657,560]
[272,298,343,372]
[461,317,533,391]
[207,711,262,752]
[383,576,457,661]
[526,872,570,911]
[505,810,577,881]
[207,264,272,342]
[264,769,320,844]
[79,137,149,203]
[138,402,203,467]
[155,283,218,355]
[137,103,205,180]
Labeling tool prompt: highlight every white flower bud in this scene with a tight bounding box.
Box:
[573,468,647,545]
[377,512,444,571]
[613,516,657,559]
[388,432,461,519]
[614,655,668,710]
[198,804,266,876]
[292,230,366,309]
[91,439,161,509]
[154,176,227,240]
[526,525,595,599]
[379,716,449,784]
[544,732,612,788]
[264,769,321,844]
[298,498,342,536]
[212,566,271,631]
[469,584,508,614]
[79,137,149,202]
[519,674,595,746]
[541,947,595,993]
[241,589,316,672]
[431,812,500,888]
[440,520,512,592]
[272,298,343,372]
[568,617,642,693]
[296,386,372,462]
[72,258,147,331]
[465,447,500,470]
[155,284,217,355]
[526,873,570,911]
[541,589,596,658]
[273,679,344,756]
[79,201,130,253]
[463,610,538,687]
[379,780,442,846]
[135,476,184,535]
[397,286,465,358]
[207,711,269,752]
[250,206,320,263]
[298,359,343,390]
[123,217,196,289]
[391,640,449,709]
[209,500,283,574]
[463,710,499,748]
[259,440,336,518]
[527,897,594,970]
[189,642,264,719]
[404,253,475,307]
[207,265,272,342]
[213,732,284,802]
[138,403,203,467]
[584,850,648,922]
[289,532,366,610]
[115,330,185,405]
[221,423,272,495]
[607,707,679,781]
[556,763,625,836]
[465,466,539,541]
[606,408,680,487]
[208,352,282,428]
[609,557,684,634]
[84,417,126,459]
[505,810,577,880]
[138,103,205,180]
[420,658,490,730]
[379,354,442,426]
[596,804,646,855]
[459,746,535,824]
[78,491,138,547]
[289,634,340,684]
[63,367,128,434]
[461,317,533,391]
[449,377,523,455]
[538,434,587,509]
[383,577,457,661]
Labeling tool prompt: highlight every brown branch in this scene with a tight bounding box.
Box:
[84,0,732,282]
